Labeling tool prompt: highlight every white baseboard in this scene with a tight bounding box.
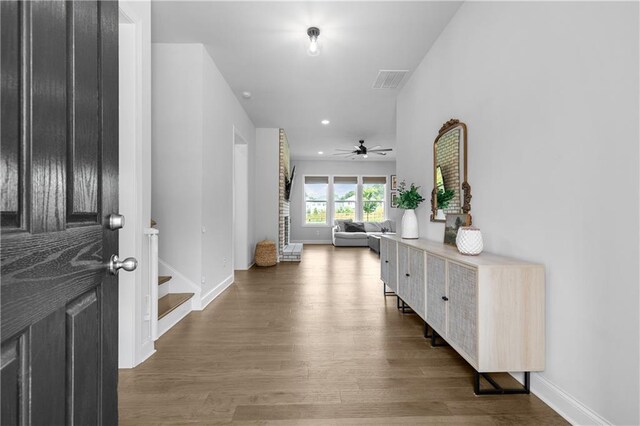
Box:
[198,274,234,311]
[290,240,332,244]
[137,342,156,367]
[510,372,610,425]
[234,262,254,271]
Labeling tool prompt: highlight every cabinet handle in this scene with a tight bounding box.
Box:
[405,273,410,277]
[385,260,389,263]
[441,296,449,301]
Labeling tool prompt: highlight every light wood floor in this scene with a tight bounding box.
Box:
[119,245,566,425]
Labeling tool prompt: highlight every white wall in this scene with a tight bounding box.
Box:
[254,128,280,243]
[290,160,397,243]
[153,43,255,307]
[396,2,639,424]
[118,0,153,368]
[200,47,256,296]
[152,44,204,287]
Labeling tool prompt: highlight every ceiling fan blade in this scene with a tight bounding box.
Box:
[369,148,393,152]
[368,145,381,150]
[374,152,387,156]
[335,149,354,151]
[333,152,354,156]
[354,146,361,150]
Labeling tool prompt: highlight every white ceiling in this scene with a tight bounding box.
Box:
[151,1,462,161]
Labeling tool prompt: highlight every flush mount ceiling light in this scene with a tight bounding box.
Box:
[321,119,330,125]
[307,27,320,56]
[242,91,252,99]
[318,151,324,155]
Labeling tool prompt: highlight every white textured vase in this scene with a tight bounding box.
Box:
[401,209,419,239]
[456,226,484,255]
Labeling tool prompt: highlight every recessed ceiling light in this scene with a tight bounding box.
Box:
[242,91,252,99]
[321,119,330,125]
[318,151,324,155]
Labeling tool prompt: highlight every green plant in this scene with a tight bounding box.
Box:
[397,181,425,210]
[437,188,455,209]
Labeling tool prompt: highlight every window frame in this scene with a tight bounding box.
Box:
[360,175,388,223]
[302,175,331,227]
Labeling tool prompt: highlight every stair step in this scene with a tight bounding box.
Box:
[158,293,193,320]
[151,219,157,228]
[158,275,172,285]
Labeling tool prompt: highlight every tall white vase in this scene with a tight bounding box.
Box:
[401,209,419,239]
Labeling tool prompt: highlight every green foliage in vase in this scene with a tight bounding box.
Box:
[437,188,455,209]
[397,181,425,210]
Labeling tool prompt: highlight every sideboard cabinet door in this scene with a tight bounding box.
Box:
[386,240,398,293]
[397,244,409,301]
[380,237,389,284]
[426,254,446,335]
[447,262,478,364]
[407,248,426,319]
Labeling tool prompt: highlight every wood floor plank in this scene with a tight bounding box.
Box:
[119,245,566,425]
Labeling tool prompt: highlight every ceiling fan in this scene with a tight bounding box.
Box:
[333,140,393,159]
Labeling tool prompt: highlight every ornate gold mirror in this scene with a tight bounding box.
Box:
[430,119,471,222]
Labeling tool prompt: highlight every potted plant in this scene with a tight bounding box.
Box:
[435,188,455,220]
[397,181,425,239]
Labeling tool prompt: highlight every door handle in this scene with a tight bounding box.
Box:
[441,296,449,301]
[108,254,138,275]
[405,273,410,277]
[108,213,125,230]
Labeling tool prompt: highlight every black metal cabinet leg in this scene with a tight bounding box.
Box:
[474,371,530,395]
[430,329,448,347]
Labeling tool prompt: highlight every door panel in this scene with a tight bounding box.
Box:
[408,248,426,319]
[397,244,409,300]
[387,240,398,292]
[447,262,478,362]
[380,237,388,283]
[0,1,119,424]
[426,254,446,335]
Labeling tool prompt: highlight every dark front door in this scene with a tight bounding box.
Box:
[1,1,119,424]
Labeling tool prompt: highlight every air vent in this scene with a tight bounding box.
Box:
[373,70,409,89]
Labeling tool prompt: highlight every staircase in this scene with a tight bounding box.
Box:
[157,276,193,319]
[150,220,195,338]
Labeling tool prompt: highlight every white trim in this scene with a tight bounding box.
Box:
[290,240,332,244]
[198,274,234,311]
[234,262,255,271]
[157,296,193,338]
[302,174,330,226]
[510,372,611,425]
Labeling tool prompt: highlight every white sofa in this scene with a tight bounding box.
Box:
[332,219,396,247]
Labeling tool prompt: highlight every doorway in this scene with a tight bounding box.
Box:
[233,129,250,270]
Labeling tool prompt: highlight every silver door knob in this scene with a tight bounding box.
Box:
[108,214,125,230]
[108,254,137,275]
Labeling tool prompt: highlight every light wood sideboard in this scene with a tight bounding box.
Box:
[380,234,545,394]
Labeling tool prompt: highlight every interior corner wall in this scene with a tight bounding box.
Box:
[152,43,255,302]
[254,128,280,244]
[152,43,204,286]
[200,46,255,294]
[290,160,397,243]
[396,2,639,424]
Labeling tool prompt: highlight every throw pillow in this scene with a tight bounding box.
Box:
[344,222,365,232]
[335,219,352,232]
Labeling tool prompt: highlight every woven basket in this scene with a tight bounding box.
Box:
[255,240,277,266]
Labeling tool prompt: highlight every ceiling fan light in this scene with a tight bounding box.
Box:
[363,154,368,159]
[307,27,320,56]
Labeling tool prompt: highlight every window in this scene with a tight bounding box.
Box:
[333,177,357,221]
[304,176,328,224]
[362,176,386,222]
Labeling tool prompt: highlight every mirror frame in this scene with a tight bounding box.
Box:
[430,118,472,222]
